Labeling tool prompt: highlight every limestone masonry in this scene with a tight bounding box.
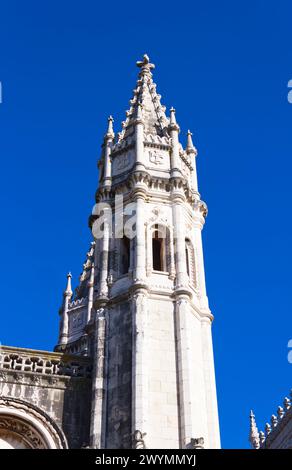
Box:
[0,55,221,449]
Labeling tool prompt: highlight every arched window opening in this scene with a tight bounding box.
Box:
[152,225,167,272]
[120,236,130,275]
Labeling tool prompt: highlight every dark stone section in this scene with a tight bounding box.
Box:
[106,301,132,448]
[62,378,91,448]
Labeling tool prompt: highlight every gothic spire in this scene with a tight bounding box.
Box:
[116,54,169,142]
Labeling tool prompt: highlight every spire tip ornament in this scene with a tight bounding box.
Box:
[136,54,155,70]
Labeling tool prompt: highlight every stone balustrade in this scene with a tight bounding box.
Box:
[259,390,292,448]
[0,345,91,378]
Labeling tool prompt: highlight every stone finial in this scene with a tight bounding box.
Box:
[64,272,73,297]
[259,431,265,447]
[271,414,278,428]
[186,437,205,449]
[283,397,291,411]
[249,410,260,449]
[170,107,176,123]
[277,406,284,420]
[265,423,271,436]
[104,115,114,140]
[136,54,155,75]
[186,130,197,156]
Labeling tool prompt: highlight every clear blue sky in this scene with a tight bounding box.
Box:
[1,0,292,449]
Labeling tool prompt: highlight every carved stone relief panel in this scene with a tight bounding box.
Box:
[0,416,46,449]
[112,150,134,176]
[68,308,86,337]
[147,149,170,170]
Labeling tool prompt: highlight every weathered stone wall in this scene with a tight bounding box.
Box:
[0,347,92,448]
[106,301,132,448]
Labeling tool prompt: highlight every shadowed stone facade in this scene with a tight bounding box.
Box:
[0,55,221,449]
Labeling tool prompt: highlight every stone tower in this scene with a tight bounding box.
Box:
[56,54,221,449]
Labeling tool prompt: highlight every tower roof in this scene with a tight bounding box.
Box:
[117,54,170,142]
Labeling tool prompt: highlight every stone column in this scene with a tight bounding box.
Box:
[145,224,152,276]
[169,227,176,280]
[87,263,95,323]
[103,116,114,187]
[134,194,146,283]
[99,208,111,298]
[172,192,188,289]
[193,201,208,309]
[90,308,107,448]
[169,107,181,178]
[131,289,148,447]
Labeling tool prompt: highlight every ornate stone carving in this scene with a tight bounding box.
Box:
[0,417,45,449]
[0,397,68,449]
[193,200,208,218]
[30,375,41,385]
[148,206,168,226]
[186,437,205,449]
[0,371,7,382]
[149,150,164,165]
[132,430,146,449]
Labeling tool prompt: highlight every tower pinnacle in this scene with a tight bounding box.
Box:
[104,115,114,140]
[249,410,260,449]
[64,272,73,297]
[186,130,197,155]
